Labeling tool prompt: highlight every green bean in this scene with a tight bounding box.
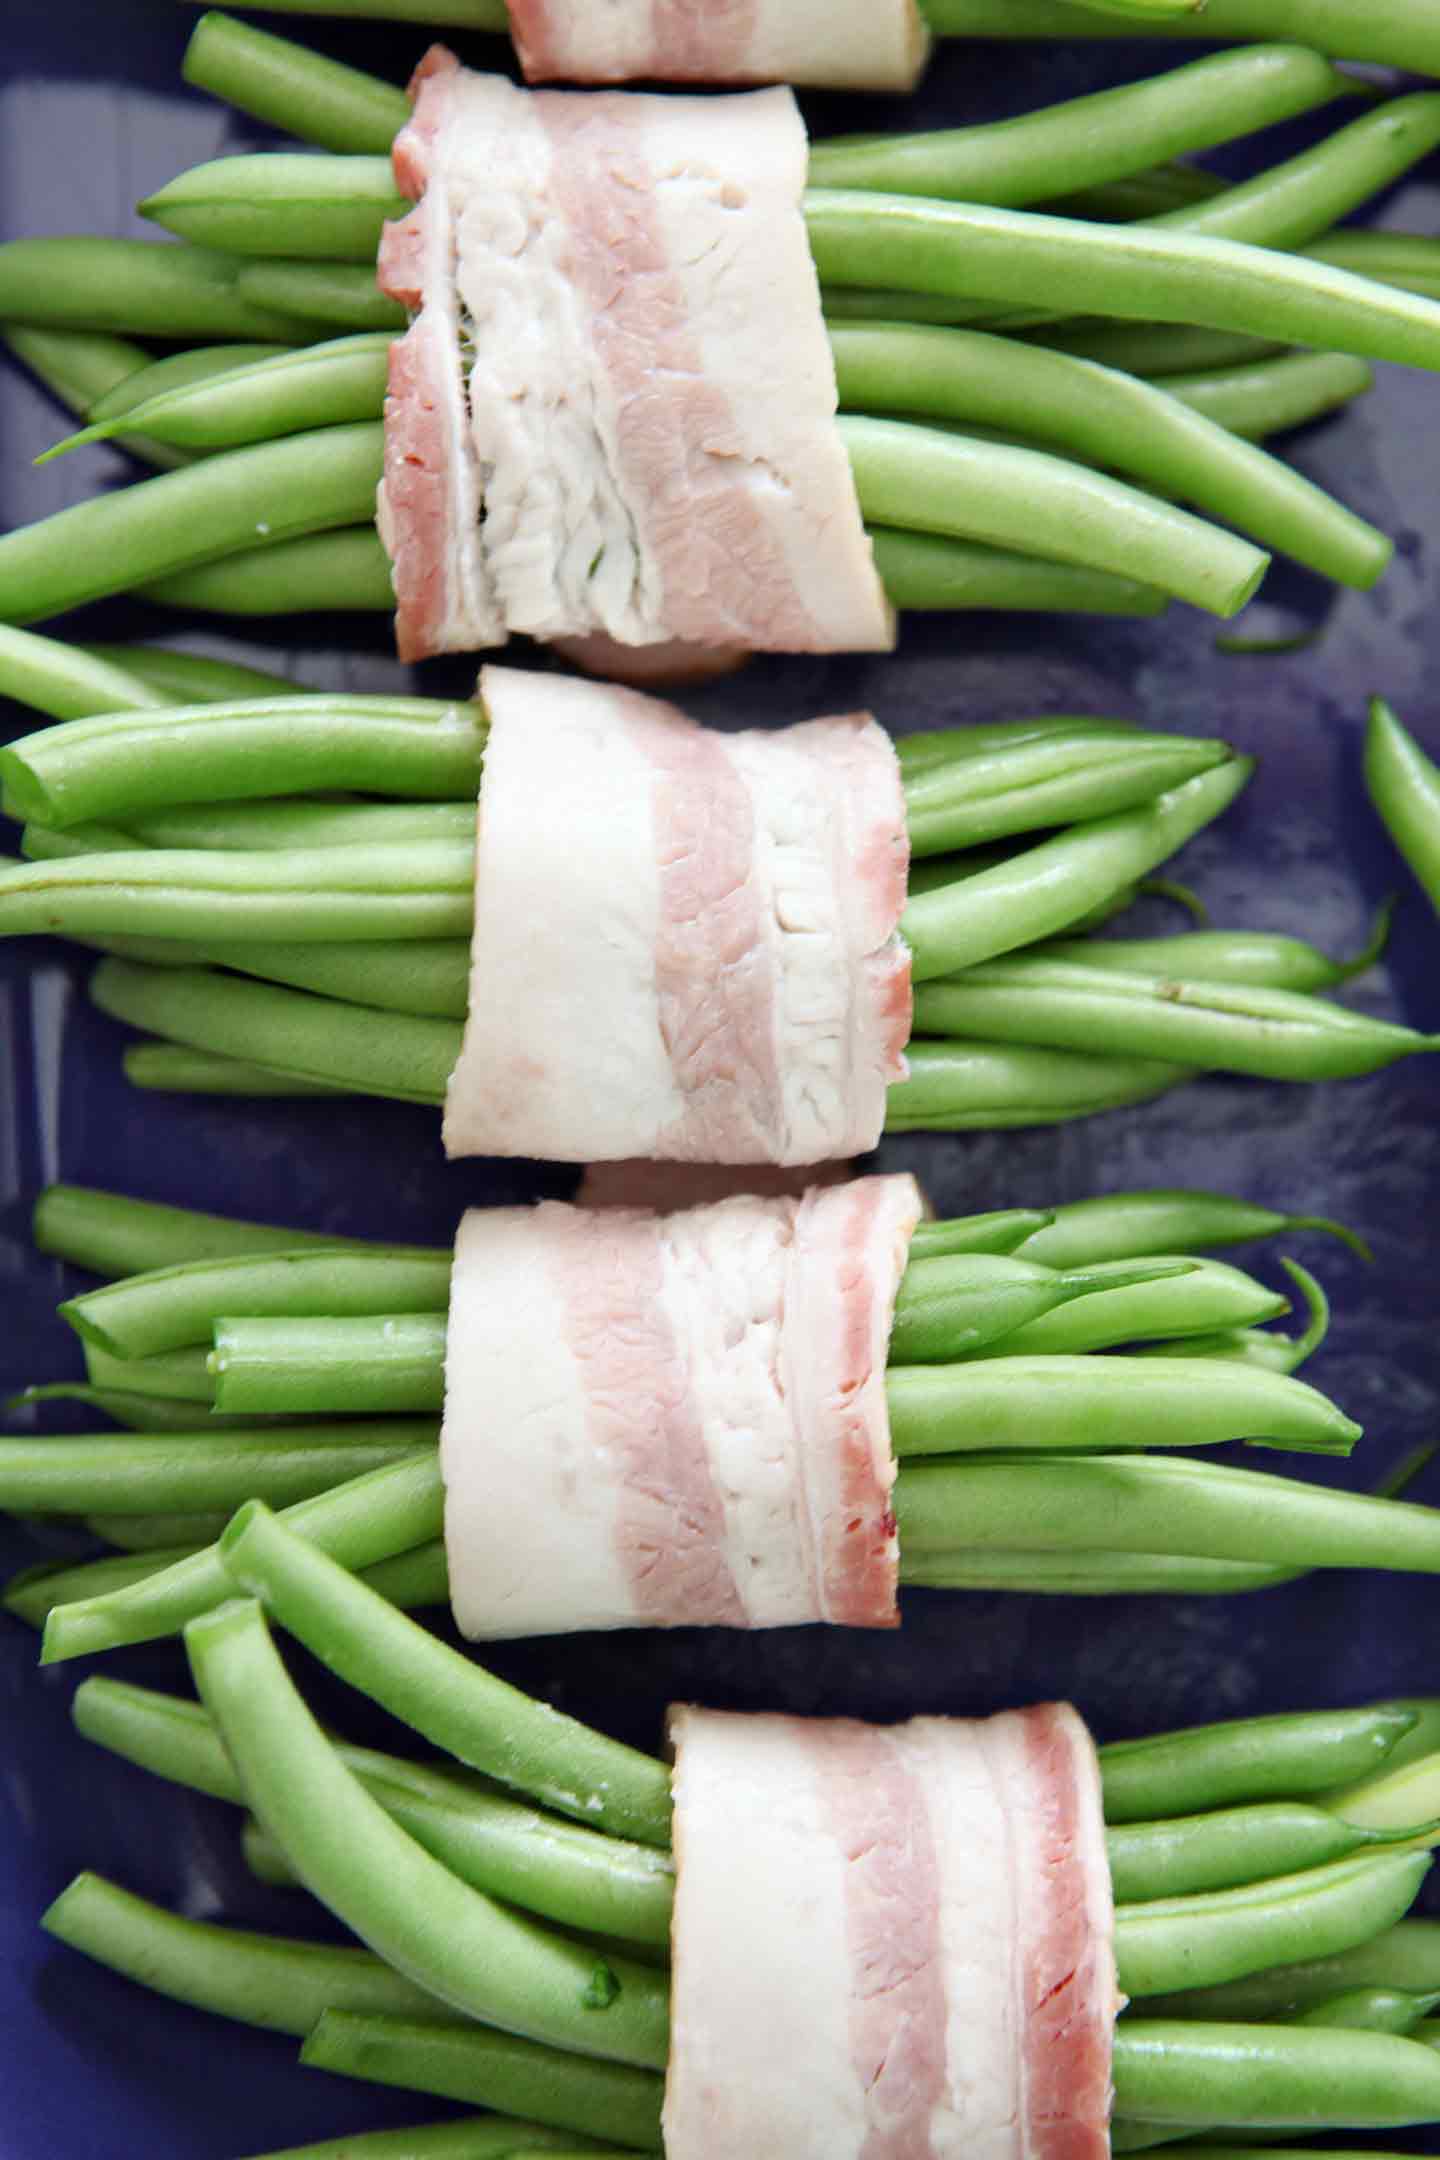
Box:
[302,2013,665,2150]
[905,1208,1054,1260]
[121,936,471,1020]
[889,1254,1184,1363]
[1111,2019,1440,2128]
[1020,1191,1369,1269]
[1325,1751,1440,1839]
[86,341,292,418]
[1052,165,1228,224]
[3,328,191,472]
[804,193,1440,370]
[40,1449,443,1663]
[885,1037,1192,1128]
[900,724,1230,857]
[216,1501,673,1846]
[86,1511,230,1551]
[896,1453,1440,1574]
[1297,1987,1440,2035]
[211,1314,448,1415]
[363,1537,448,1610]
[1,695,483,828]
[81,643,301,707]
[236,260,407,334]
[48,335,391,460]
[961,1254,1289,1357]
[1349,1706,1440,1783]
[0,423,383,626]
[912,956,1433,1081]
[887,1357,1358,1458]
[145,524,402,613]
[1035,917,1388,993]
[1116,1853,1433,1999]
[920,0,1440,75]
[8,1381,325,1429]
[1108,1806,1426,1906]
[1308,233,1440,306]
[0,625,173,725]
[125,1044,348,1096]
[842,416,1269,616]
[34,1180,444,1278]
[0,237,315,340]
[899,1549,1298,1594]
[93,961,459,1106]
[1168,352,1374,444]
[141,155,405,261]
[5,1546,201,1627]
[900,759,1250,981]
[1036,325,1288,380]
[832,330,1387,589]
[65,1248,451,1359]
[1101,1707,1418,1824]
[1366,700,1440,917]
[809,47,1346,204]
[0,840,475,944]
[241,2123,624,2160]
[862,526,1169,616]
[184,11,410,155]
[74,1678,675,1948]
[1139,1259,1330,1380]
[0,1426,426,1515]
[125,802,475,852]
[43,1872,455,2032]
[1148,1921,1440,2022]
[82,1340,214,1403]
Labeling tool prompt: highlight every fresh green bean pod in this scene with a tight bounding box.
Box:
[8,1381,324,1430]
[900,760,1251,981]
[211,1314,448,1415]
[1035,324,1288,380]
[842,415,1269,615]
[1019,1192,1369,1269]
[112,934,471,1020]
[63,1248,451,1359]
[0,237,314,340]
[34,1180,444,1278]
[0,625,173,725]
[86,342,294,419]
[1366,700,1440,916]
[1108,1806,1430,1906]
[920,0,1440,77]
[301,2012,665,2150]
[1111,2019,1440,2128]
[0,423,383,625]
[48,335,392,458]
[867,526,1169,615]
[887,1358,1358,1458]
[831,329,1387,589]
[80,644,302,708]
[1296,1987,1440,2035]
[905,1209,1055,1260]
[1147,1921,1440,2022]
[39,1450,444,1664]
[1034,920,1384,993]
[140,155,406,261]
[82,1340,214,1403]
[885,1036,1192,1129]
[41,1872,455,2033]
[0,1425,429,1516]
[957,1254,1288,1357]
[808,47,1348,203]
[0,840,475,944]
[124,801,475,852]
[236,258,408,333]
[899,1549,1298,1595]
[183,10,411,154]
[911,956,1432,1080]
[5,1546,202,1627]
[1100,1708,1418,1825]
[214,1501,673,1847]
[0,695,484,828]
[125,1046,348,1096]
[3,328,192,471]
[1116,1854,1433,1998]
[888,1253,1184,1363]
[1166,351,1374,444]
[86,1511,230,1551]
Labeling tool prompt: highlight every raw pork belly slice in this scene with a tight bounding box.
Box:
[443,668,912,1167]
[440,1172,922,1637]
[664,1702,1118,2160]
[506,0,933,92]
[376,52,893,664]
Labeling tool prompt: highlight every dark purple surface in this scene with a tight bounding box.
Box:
[3,8,1440,2154]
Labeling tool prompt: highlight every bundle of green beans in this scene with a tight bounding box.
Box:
[12,25,1440,628]
[0,636,1428,1128]
[14,1177,1440,1650]
[164,0,1440,85]
[36,1528,1440,2158]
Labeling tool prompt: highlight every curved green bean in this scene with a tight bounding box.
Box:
[906,1208,1055,1260]
[48,335,391,460]
[34,1180,444,1278]
[1036,916,1388,993]
[960,1254,1288,1357]
[216,1502,672,1846]
[5,1546,202,1628]
[832,329,1387,589]
[1168,351,1373,445]
[0,423,383,625]
[1019,1191,1370,1268]
[183,11,410,154]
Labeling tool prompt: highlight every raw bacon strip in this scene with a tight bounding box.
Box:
[507,0,933,94]
[376,56,893,663]
[439,1172,920,1638]
[663,1703,1118,2160]
[443,668,911,1168]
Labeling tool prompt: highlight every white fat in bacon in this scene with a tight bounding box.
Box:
[664,1703,1118,2160]
[443,668,911,1167]
[376,55,893,664]
[507,0,932,93]
[440,1174,921,1637]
